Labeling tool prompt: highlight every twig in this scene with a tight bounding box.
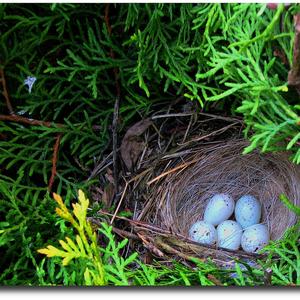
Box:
[0,114,63,128]
[198,112,243,123]
[151,112,194,120]
[0,68,14,114]
[207,274,224,286]
[48,134,62,192]
[147,158,198,185]
[137,233,165,257]
[105,3,121,199]
[109,168,151,224]
[178,122,240,147]
[155,236,204,262]
[110,179,129,225]
[112,227,140,241]
[288,13,300,95]
[263,268,273,286]
[112,97,120,197]
[0,114,102,132]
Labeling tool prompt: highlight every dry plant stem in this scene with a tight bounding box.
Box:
[0,114,102,131]
[198,112,243,123]
[110,180,129,225]
[263,268,273,286]
[0,114,64,128]
[0,68,14,114]
[112,226,140,241]
[105,3,121,199]
[288,13,300,95]
[48,133,62,191]
[147,158,198,185]
[207,274,224,286]
[155,236,204,262]
[110,168,151,224]
[151,112,194,120]
[112,97,120,197]
[178,122,240,146]
[137,232,164,257]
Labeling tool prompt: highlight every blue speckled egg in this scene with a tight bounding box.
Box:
[241,224,270,253]
[204,193,235,226]
[189,221,217,245]
[235,195,261,229]
[217,220,243,250]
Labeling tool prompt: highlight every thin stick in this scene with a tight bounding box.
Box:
[263,268,273,286]
[112,227,140,241]
[105,3,121,199]
[0,114,102,132]
[0,68,14,114]
[207,274,224,286]
[151,113,194,120]
[178,122,240,146]
[288,13,300,95]
[112,97,120,196]
[109,168,151,224]
[155,237,204,262]
[147,158,198,185]
[110,180,129,225]
[198,112,243,123]
[48,134,62,191]
[0,114,63,128]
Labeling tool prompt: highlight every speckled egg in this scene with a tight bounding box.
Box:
[217,220,243,250]
[235,195,261,229]
[189,221,217,245]
[241,224,270,253]
[204,193,235,226]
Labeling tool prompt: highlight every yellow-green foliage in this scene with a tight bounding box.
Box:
[38,190,106,285]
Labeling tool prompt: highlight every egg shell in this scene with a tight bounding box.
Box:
[235,195,261,229]
[217,220,243,250]
[241,224,270,253]
[189,220,217,245]
[204,193,235,226]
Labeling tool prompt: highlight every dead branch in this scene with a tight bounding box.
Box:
[0,68,14,114]
[48,134,62,192]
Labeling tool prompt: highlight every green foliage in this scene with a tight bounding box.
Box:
[36,190,224,286]
[260,225,300,285]
[1,3,300,286]
[38,190,106,285]
[0,172,56,285]
[279,194,300,216]
[36,189,300,286]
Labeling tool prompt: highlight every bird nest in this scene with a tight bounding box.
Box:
[102,114,300,266]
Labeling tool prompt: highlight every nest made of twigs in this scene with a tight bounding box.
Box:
[150,140,299,238]
[99,110,300,266]
[131,138,300,263]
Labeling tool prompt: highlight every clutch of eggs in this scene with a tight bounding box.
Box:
[188,193,269,253]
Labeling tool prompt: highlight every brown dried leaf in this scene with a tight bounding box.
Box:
[102,182,115,208]
[120,118,152,170]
